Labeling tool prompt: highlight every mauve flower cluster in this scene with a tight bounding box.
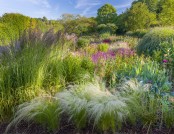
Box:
[163,59,168,63]
[92,51,115,63]
[116,48,135,57]
[103,39,111,44]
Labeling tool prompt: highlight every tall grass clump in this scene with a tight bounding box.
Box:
[43,53,94,88]
[0,43,51,120]
[0,43,48,91]
[137,28,174,56]
[5,96,60,133]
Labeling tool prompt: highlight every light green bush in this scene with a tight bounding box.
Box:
[126,29,149,38]
[137,28,174,56]
[77,38,90,48]
[97,43,109,52]
[99,32,111,39]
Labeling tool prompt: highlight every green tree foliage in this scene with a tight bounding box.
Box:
[132,0,159,12]
[116,11,129,33]
[97,4,117,24]
[0,13,63,45]
[0,13,30,41]
[158,0,174,26]
[61,14,97,35]
[125,2,156,31]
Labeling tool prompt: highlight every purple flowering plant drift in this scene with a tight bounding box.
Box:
[116,48,135,57]
[92,51,116,64]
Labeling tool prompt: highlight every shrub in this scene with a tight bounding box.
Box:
[126,29,149,38]
[137,28,174,56]
[77,38,90,48]
[99,32,111,39]
[97,23,117,34]
[97,43,109,52]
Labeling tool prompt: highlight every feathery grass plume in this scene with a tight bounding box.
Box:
[57,82,130,132]
[119,78,151,93]
[87,92,129,132]
[56,83,99,129]
[5,96,60,133]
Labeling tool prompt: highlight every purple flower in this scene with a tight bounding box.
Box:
[92,51,116,63]
[163,59,168,63]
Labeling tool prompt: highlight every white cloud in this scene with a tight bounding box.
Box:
[75,0,101,9]
[115,3,131,9]
[26,0,51,8]
[75,0,101,16]
[81,7,92,16]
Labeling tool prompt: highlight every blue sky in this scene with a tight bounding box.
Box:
[0,0,134,19]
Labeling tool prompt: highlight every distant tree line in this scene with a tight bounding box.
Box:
[0,0,174,44]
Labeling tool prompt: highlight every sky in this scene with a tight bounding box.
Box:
[0,0,134,19]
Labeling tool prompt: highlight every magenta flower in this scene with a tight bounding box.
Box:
[92,51,116,63]
[163,59,168,63]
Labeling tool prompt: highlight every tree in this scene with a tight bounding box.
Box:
[42,16,48,22]
[132,0,158,12]
[116,11,129,33]
[158,0,174,26]
[60,14,97,35]
[125,2,156,31]
[1,13,30,39]
[96,4,117,24]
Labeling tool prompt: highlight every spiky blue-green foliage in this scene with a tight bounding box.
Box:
[114,57,171,94]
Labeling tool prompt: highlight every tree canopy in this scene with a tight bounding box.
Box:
[158,0,174,25]
[97,4,117,24]
[123,2,156,31]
